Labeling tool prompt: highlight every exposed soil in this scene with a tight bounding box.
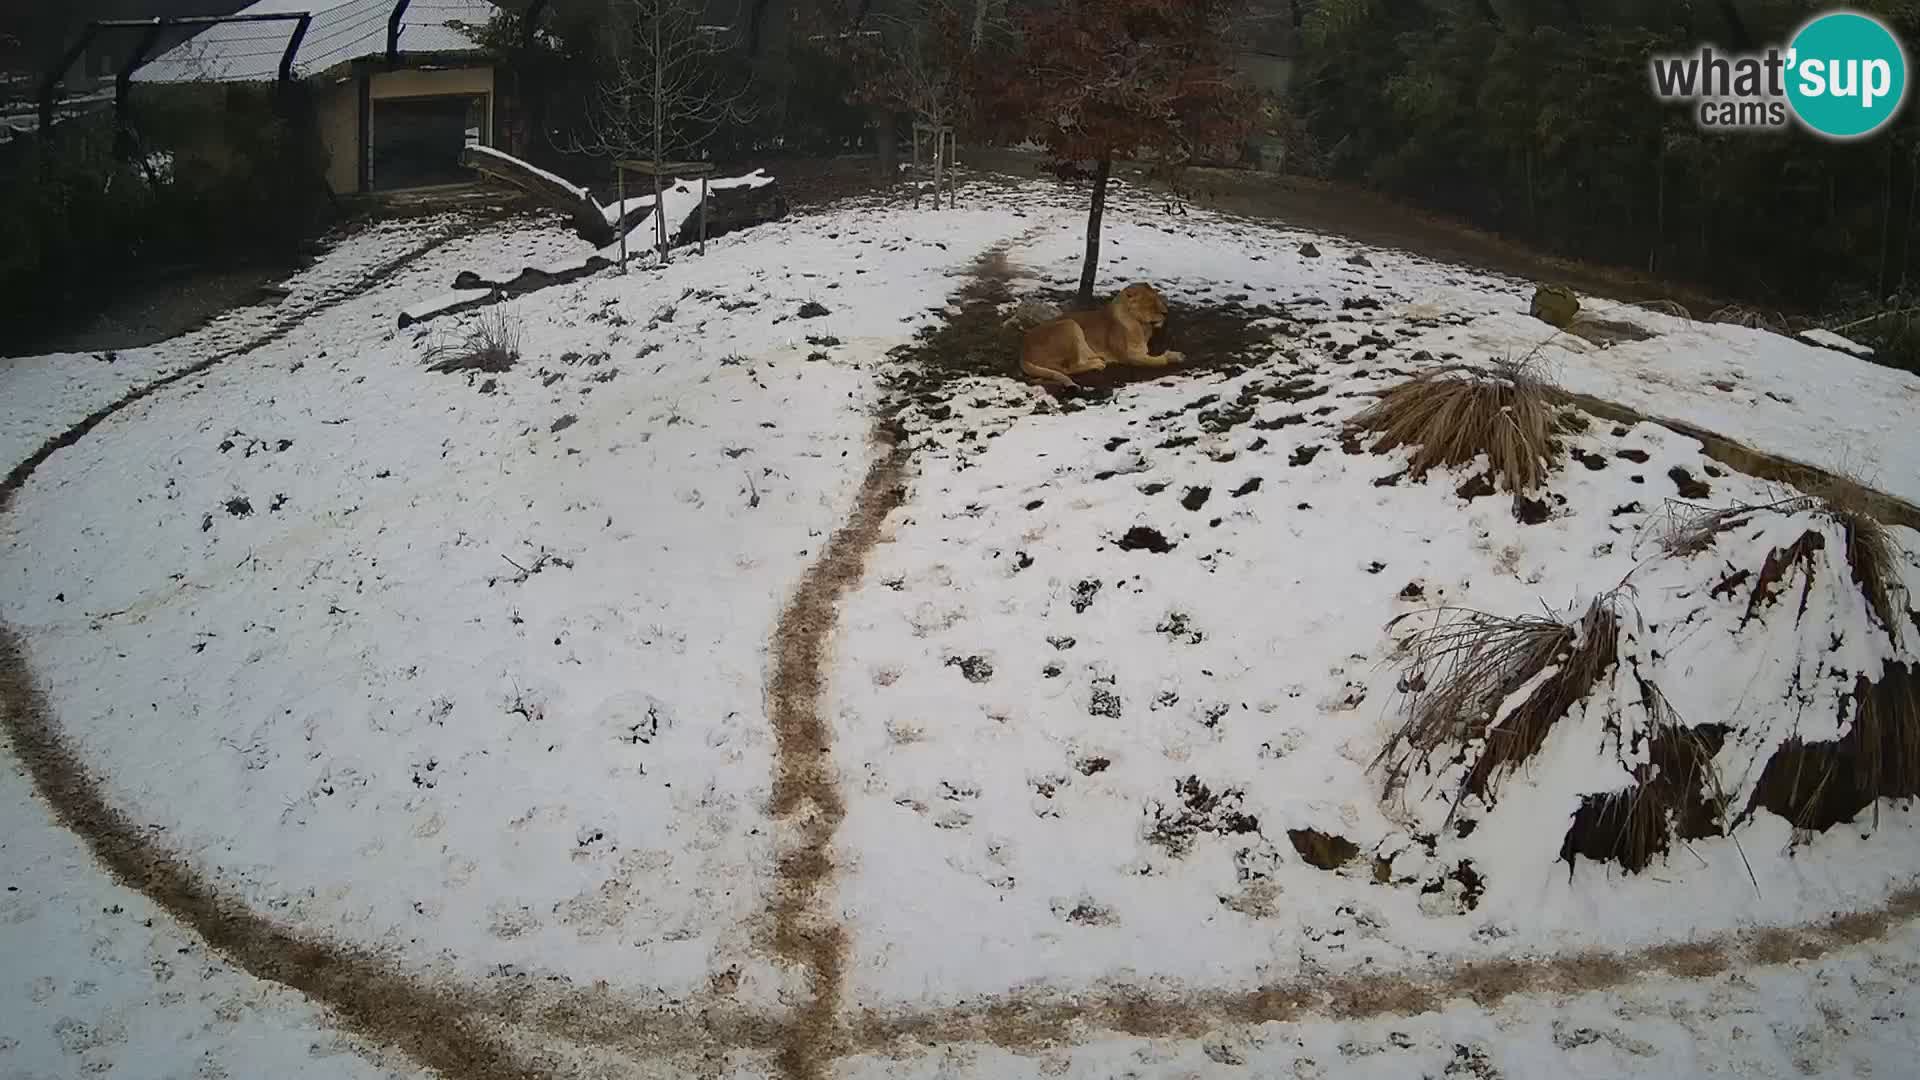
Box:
[11,263,303,357]
[844,887,1920,1054]
[887,242,1289,405]
[965,148,1735,316]
[765,417,909,1080]
[1288,828,1361,870]
[2,218,484,512]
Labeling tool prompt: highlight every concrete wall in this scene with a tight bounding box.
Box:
[315,75,359,195]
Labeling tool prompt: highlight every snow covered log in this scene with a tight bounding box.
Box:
[461,145,614,246]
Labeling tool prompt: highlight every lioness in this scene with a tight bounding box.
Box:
[1019,283,1185,389]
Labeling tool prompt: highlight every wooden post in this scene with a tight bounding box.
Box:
[653,169,666,263]
[613,159,715,264]
[617,164,627,272]
[921,123,936,212]
[945,129,957,209]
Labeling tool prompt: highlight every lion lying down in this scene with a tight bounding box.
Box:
[1019,283,1186,389]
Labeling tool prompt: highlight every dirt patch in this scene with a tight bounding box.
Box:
[1566,316,1657,347]
[16,261,306,356]
[3,221,479,513]
[1288,828,1361,870]
[1669,466,1712,499]
[1116,526,1175,553]
[1145,776,1260,858]
[765,419,910,1080]
[887,246,1288,405]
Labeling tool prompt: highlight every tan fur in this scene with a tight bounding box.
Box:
[1019,283,1185,389]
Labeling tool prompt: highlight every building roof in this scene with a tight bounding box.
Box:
[133,0,498,84]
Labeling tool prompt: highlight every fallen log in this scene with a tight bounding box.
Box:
[461,145,612,245]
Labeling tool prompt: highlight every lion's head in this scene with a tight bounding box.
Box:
[1116,283,1170,330]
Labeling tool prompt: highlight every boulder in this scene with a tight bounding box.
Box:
[1530,285,1580,328]
[669,178,789,248]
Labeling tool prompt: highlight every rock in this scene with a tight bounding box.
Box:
[670,176,789,248]
[1530,284,1580,328]
[1299,242,1322,258]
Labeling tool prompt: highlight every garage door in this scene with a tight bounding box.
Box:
[370,95,484,191]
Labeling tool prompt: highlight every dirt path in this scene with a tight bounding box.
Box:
[846,887,1920,1051]
[765,420,910,1080]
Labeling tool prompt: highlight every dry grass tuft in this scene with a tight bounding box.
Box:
[1659,487,1908,641]
[424,308,522,374]
[1348,358,1559,492]
[1378,594,1624,813]
[1813,486,1911,641]
[1657,495,1818,557]
[1709,304,1788,332]
[1560,683,1738,875]
[1633,299,1694,320]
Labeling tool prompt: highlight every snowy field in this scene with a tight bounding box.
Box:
[3,175,1918,1079]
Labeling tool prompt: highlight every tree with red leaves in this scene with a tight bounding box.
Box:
[986,0,1257,305]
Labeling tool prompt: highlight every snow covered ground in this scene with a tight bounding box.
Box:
[3,175,1918,1079]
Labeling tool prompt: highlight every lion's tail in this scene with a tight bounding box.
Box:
[1001,299,1062,332]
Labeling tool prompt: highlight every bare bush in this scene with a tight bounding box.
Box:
[424,308,522,374]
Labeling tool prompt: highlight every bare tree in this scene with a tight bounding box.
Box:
[569,0,755,262]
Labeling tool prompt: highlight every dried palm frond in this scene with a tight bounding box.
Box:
[1378,594,1625,811]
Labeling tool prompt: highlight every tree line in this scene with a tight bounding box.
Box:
[1288,0,1920,363]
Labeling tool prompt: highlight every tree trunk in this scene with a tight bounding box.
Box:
[931,118,945,211]
[653,2,668,264]
[972,0,997,47]
[875,107,896,186]
[1714,1,1754,51]
[1653,144,1665,274]
[1077,155,1112,307]
[1879,137,1909,299]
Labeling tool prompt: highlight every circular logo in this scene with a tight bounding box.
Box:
[1786,11,1909,139]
